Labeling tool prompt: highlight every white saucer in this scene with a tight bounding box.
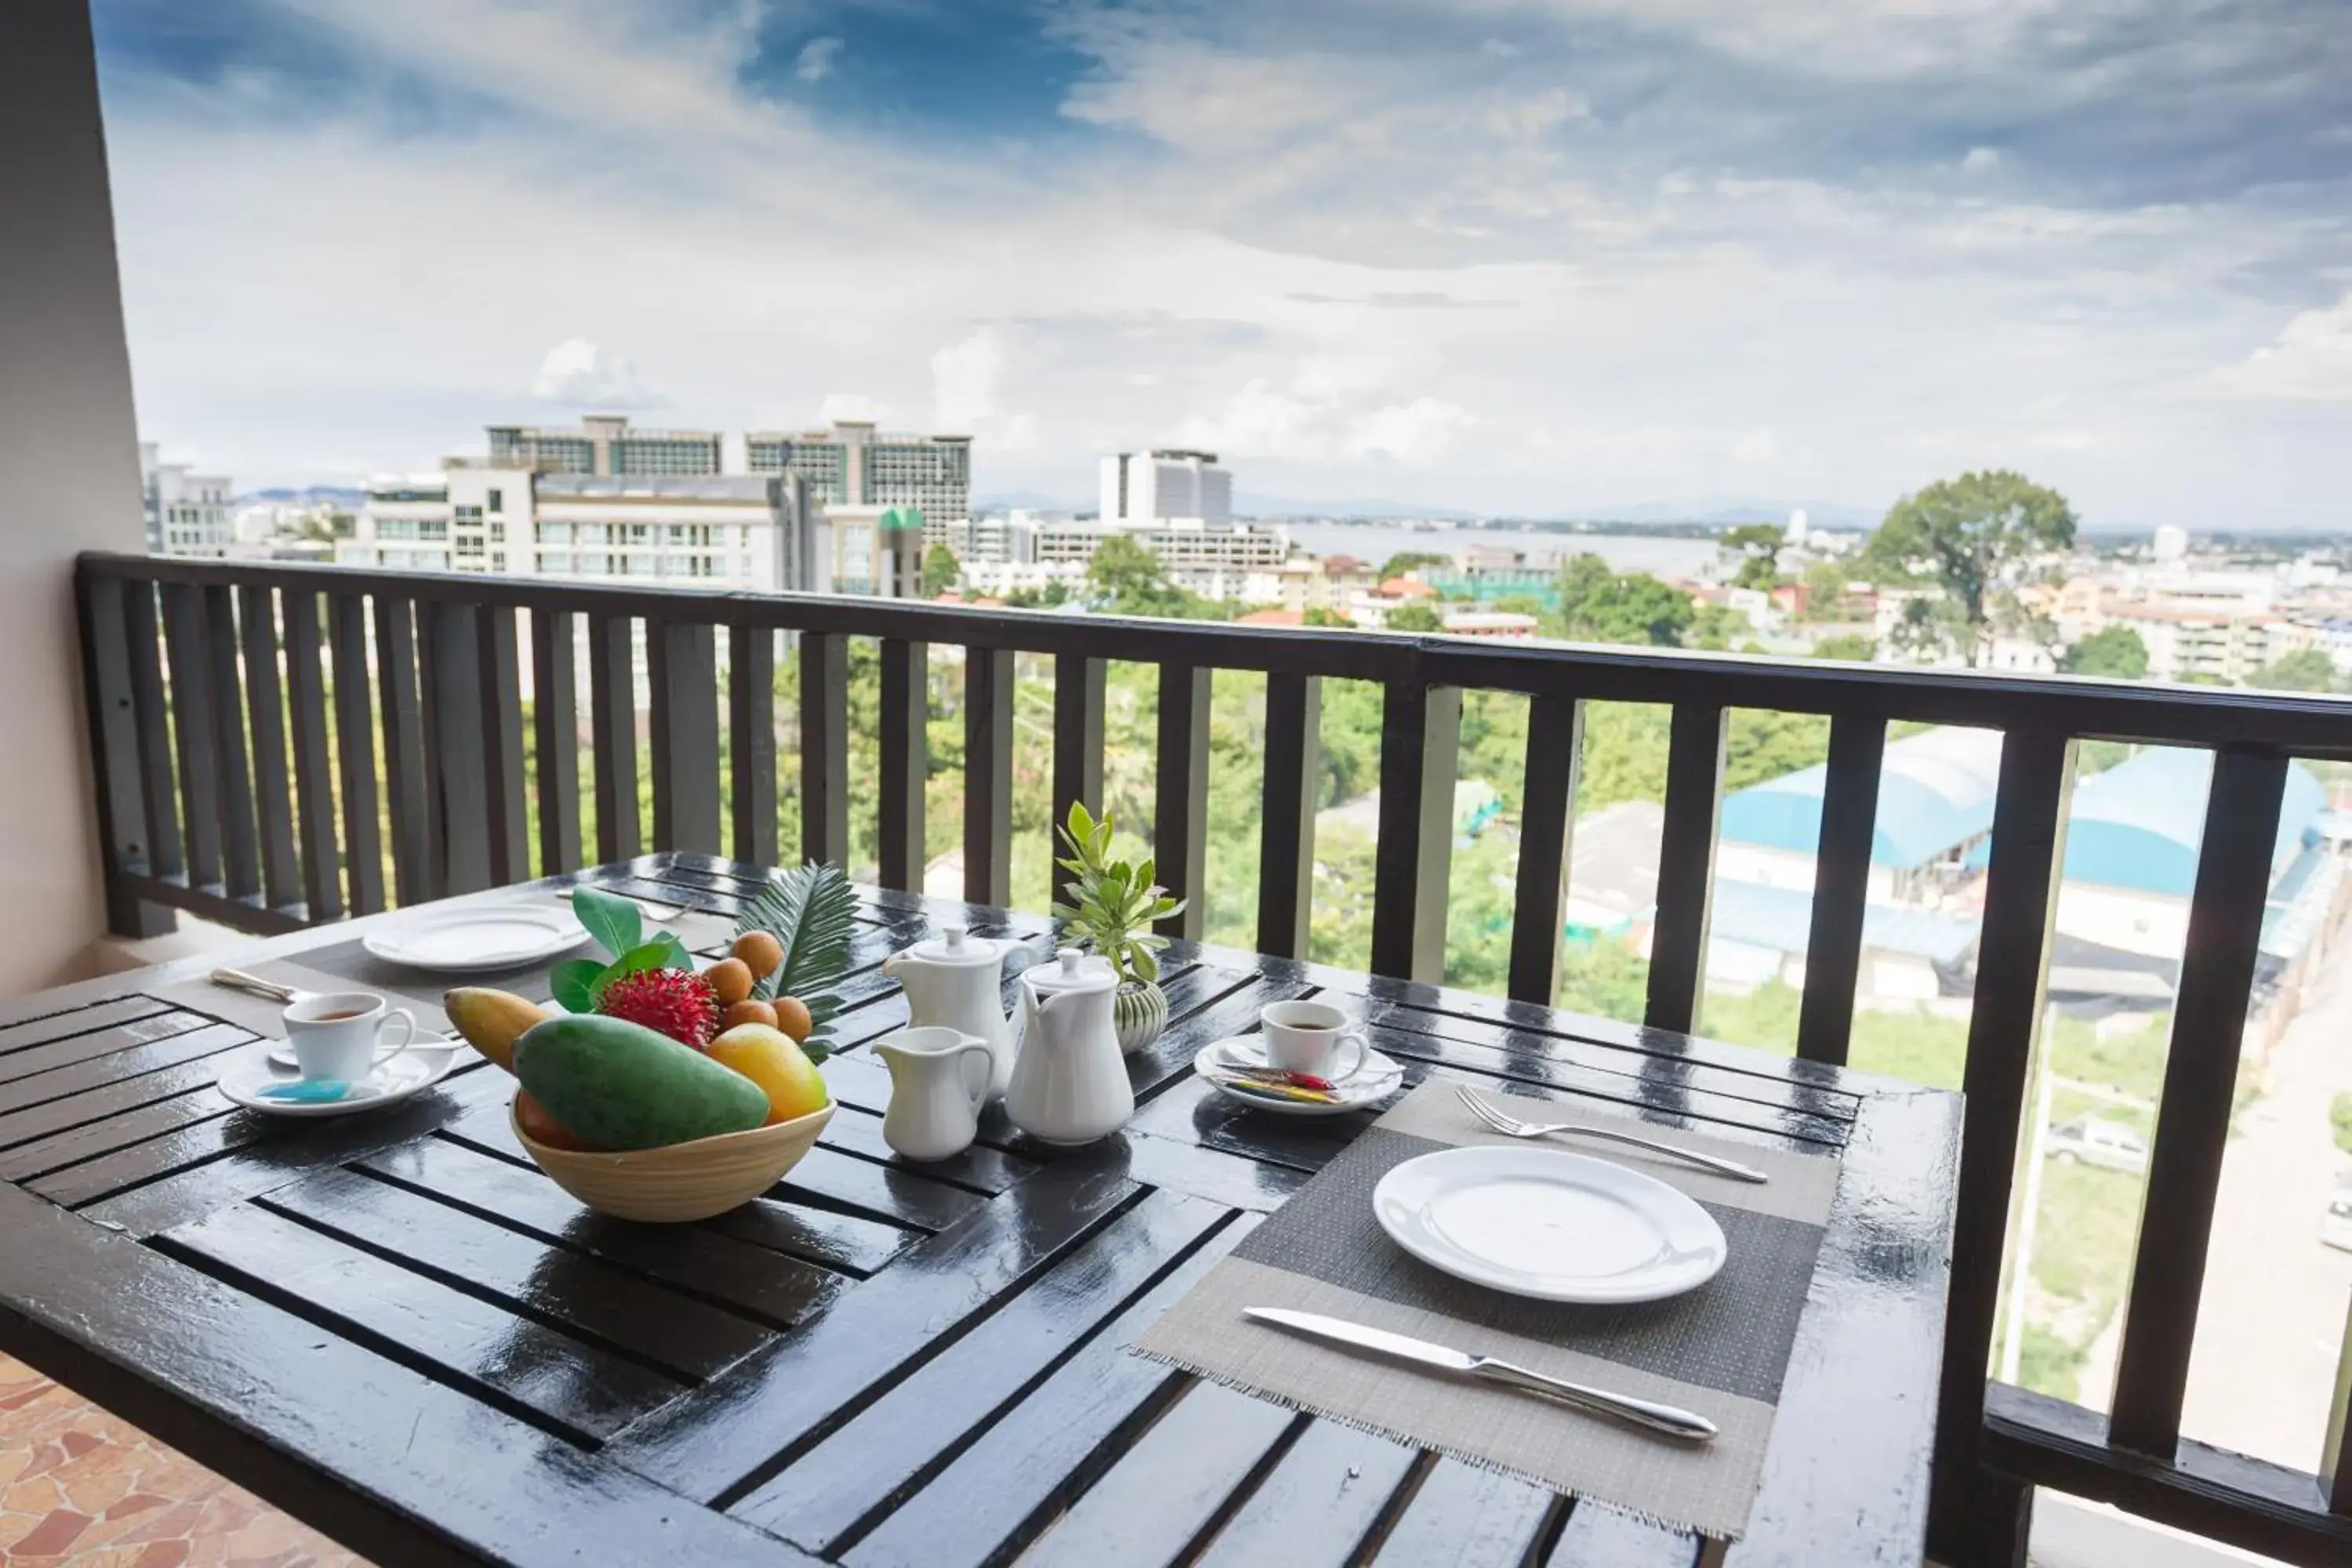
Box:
[1374,1145,1727,1304]
[1192,1033,1406,1117]
[267,1027,459,1071]
[219,1044,460,1118]
[361,903,589,973]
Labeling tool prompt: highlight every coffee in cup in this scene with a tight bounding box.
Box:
[1260,999,1370,1082]
[282,992,416,1085]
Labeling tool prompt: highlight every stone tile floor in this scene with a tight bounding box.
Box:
[1,1353,369,1567]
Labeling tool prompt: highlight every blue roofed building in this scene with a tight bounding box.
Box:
[1717,726,2003,903]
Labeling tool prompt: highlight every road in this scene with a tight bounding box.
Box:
[2171,947,2352,1471]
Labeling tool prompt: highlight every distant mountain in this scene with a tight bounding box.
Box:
[974,490,1089,514]
[238,485,366,507]
[1234,492,1483,521]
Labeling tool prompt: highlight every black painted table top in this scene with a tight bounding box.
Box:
[0,854,1962,1568]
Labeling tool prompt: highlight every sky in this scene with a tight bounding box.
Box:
[92,0,2352,527]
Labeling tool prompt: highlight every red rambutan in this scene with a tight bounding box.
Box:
[595,968,721,1048]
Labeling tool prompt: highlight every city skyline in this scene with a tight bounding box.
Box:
[94,0,2352,527]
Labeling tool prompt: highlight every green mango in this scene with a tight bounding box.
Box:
[513,1014,767,1152]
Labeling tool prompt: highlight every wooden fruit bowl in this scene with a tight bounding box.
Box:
[510,1098,833,1222]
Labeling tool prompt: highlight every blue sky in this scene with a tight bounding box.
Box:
[93,0,2352,524]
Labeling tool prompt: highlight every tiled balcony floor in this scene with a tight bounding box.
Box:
[1,1353,369,1567]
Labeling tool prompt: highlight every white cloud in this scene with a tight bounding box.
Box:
[931,328,1037,449]
[1962,146,2002,173]
[531,338,659,406]
[2212,294,2352,401]
[797,37,844,83]
[818,392,893,424]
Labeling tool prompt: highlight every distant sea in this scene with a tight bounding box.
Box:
[1277,520,1720,580]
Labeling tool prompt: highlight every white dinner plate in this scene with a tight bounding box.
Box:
[361,903,589,972]
[1374,1145,1728,1304]
[1193,1034,1406,1117]
[218,1043,460,1119]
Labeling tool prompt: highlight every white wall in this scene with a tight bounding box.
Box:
[0,1,148,994]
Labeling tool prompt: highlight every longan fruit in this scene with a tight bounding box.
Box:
[703,956,755,1006]
[772,994,813,1044]
[723,998,779,1032]
[732,930,784,978]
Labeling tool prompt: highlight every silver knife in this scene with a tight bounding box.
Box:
[1243,1306,1719,1443]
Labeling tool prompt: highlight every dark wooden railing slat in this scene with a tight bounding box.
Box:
[1508,693,1584,1006]
[121,582,183,885]
[1051,653,1105,909]
[158,583,223,893]
[800,632,848,867]
[1926,727,2076,1567]
[648,621,720,855]
[476,604,531,884]
[199,585,260,902]
[964,648,1014,907]
[532,608,582,876]
[428,602,492,896]
[588,615,640,864]
[1153,663,1210,940]
[2109,750,2292,1458]
[1795,713,1888,1065]
[728,623,776,869]
[328,594,386,914]
[372,597,434,906]
[1370,678,1461,982]
[74,575,171,935]
[1256,672,1322,960]
[1645,702,1727,1034]
[877,639,927,893]
[280,590,343,920]
[241,585,299,910]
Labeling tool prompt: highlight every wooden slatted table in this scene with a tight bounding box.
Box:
[0,855,1962,1568]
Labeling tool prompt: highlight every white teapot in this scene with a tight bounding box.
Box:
[1005,949,1132,1146]
[880,925,1014,1099]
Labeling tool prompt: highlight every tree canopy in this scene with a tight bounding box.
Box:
[2058,626,2149,680]
[1385,602,1443,633]
[1083,534,1225,619]
[2245,648,2337,693]
[1861,470,2075,664]
[1718,523,1787,590]
[1377,550,1450,582]
[1551,554,1694,646]
[920,543,961,600]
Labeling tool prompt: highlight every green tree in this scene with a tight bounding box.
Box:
[1377,550,1449,581]
[1862,471,2076,664]
[1303,607,1358,629]
[2245,648,2337,692]
[1810,633,1877,661]
[1687,604,1747,651]
[1718,523,1787,590]
[1385,603,1443,633]
[2058,626,2149,680]
[1552,554,1694,646]
[921,543,961,599]
[1083,535,1225,619]
[1799,561,1849,620]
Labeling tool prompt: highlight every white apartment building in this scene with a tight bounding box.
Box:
[2107,602,2290,683]
[140,442,233,556]
[487,415,721,477]
[1029,517,1289,596]
[746,420,971,524]
[343,463,819,595]
[1099,448,1232,527]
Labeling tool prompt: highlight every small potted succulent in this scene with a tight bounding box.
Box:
[1051,802,1186,1054]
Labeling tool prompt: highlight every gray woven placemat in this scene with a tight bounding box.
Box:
[1131,1080,1843,1541]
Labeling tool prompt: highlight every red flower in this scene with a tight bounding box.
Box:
[596,968,721,1048]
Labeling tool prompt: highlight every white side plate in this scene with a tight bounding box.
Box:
[1374,1145,1728,1304]
[1193,1035,1406,1117]
[361,904,589,972]
[218,1043,460,1119]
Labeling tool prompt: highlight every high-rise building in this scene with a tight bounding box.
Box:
[1098,449,1232,528]
[485,415,721,477]
[140,441,234,555]
[745,420,971,522]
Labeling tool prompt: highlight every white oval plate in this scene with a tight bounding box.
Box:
[1374,1145,1728,1304]
[219,1042,460,1119]
[361,904,589,972]
[1193,1034,1406,1117]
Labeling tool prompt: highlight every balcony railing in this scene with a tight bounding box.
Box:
[70,550,2352,1566]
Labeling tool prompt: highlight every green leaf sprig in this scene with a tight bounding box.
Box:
[550,886,691,1014]
[1050,802,1185,985]
[732,862,858,1060]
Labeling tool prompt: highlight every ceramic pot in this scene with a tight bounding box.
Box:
[1112,980,1167,1055]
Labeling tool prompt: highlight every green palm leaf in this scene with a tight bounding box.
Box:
[735,862,858,1007]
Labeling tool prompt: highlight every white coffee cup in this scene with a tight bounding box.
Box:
[1261,999,1370,1082]
[282,992,416,1085]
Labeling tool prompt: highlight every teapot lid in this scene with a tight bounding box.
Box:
[902,923,1002,966]
[1025,946,1114,996]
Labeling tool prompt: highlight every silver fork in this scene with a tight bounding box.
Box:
[1454,1085,1769,1184]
